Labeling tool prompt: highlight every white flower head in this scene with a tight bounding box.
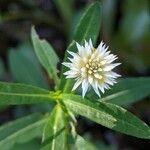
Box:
[62,39,121,98]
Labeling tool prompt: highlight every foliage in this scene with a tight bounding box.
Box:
[0,1,149,150]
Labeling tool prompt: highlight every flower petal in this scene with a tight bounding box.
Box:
[89,39,93,49]
[92,81,101,97]
[88,75,93,84]
[76,42,85,56]
[72,79,82,91]
[103,63,121,71]
[62,62,72,68]
[82,79,89,98]
[98,85,105,93]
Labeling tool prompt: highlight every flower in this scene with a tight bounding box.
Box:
[62,39,121,98]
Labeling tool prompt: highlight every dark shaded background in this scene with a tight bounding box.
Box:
[0,0,150,149]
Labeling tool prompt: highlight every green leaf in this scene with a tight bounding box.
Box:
[12,140,40,150]
[8,44,49,89]
[74,2,101,43]
[0,113,47,150]
[0,82,55,105]
[101,77,150,106]
[69,9,84,40]
[31,27,59,86]
[62,94,150,139]
[0,113,41,140]
[41,105,68,150]
[59,2,101,91]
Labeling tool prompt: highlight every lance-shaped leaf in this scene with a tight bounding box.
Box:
[0,113,47,150]
[12,140,41,150]
[59,2,101,91]
[74,2,101,43]
[101,77,150,106]
[9,44,49,89]
[31,27,59,86]
[62,94,150,139]
[41,105,68,150]
[0,82,55,105]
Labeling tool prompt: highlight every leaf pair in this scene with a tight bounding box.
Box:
[0,81,149,139]
[0,2,150,150]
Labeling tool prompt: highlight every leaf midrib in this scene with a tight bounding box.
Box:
[81,6,97,41]
[64,99,150,138]
[101,84,150,101]
[51,107,59,150]
[0,92,51,98]
[0,118,47,146]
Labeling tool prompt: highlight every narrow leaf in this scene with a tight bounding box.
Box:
[0,113,47,150]
[0,82,55,105]
[12,140,41,150]
[74,2,101,43]
[31,27,59,85]
[62,94,150,139]
[42,105,68,150]
[9,44,49,89]
[101,77,150,106]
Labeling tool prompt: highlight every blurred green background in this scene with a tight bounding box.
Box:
[0,0,149,149]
